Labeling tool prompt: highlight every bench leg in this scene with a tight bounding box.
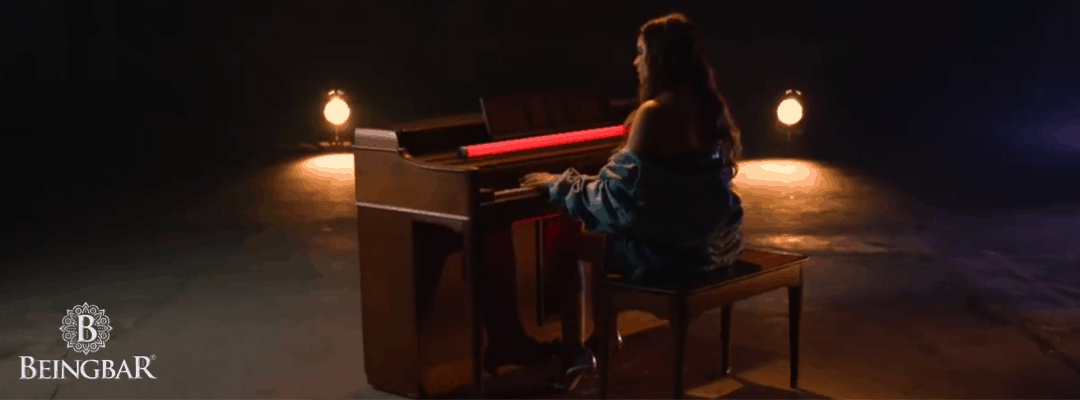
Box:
[788,285,802,389]
[671,304,688,399]
[719,304,732,376]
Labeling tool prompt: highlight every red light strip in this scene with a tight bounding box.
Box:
[458,125,628,159]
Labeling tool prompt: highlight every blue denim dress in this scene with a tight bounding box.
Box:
[546,148,744,283]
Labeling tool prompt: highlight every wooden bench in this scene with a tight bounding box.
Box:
[579,232,809,399]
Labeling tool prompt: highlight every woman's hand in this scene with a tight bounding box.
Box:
[519,172,558,189]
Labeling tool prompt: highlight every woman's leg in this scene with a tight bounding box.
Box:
[545,217,606,391]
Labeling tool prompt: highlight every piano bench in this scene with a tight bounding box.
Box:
[578,232,809,399]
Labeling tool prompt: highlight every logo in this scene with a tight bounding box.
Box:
[19,303,157,380]
[59,302,112,355]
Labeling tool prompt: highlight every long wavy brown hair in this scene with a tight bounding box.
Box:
[636,13,742,173]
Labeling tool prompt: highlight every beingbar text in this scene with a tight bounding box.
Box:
[19,356,157,379]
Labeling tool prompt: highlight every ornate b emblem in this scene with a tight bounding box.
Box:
[59,303,112,355]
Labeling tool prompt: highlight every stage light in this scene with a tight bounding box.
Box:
[777,98,803,126]
[323,90,351,146]
[324,95,350,126]
[775,89,805,140]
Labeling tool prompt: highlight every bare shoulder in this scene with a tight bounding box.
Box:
[635,99,665,120]
[627,100,667,152]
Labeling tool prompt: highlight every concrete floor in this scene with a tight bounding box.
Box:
[1,153,1078,398]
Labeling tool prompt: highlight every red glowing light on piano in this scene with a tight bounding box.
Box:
[459,125,628,159]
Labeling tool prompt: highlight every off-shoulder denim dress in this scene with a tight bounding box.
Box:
[546,148,744,283]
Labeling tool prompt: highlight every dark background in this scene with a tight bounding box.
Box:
[2,0,1078,247]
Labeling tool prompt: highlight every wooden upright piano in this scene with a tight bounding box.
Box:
[353,89,637,398]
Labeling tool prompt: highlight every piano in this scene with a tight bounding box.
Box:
[353,89,637,398]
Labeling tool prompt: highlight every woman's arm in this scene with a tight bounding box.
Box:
[545,103,662,233]
[546,160,640,234]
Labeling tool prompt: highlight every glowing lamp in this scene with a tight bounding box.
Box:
[324,97,351,126]
[777,98,803,126]
[459,125,628,159]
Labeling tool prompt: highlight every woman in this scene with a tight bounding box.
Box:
[520,12,745,391]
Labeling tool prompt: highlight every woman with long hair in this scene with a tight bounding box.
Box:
[520,12,745,391]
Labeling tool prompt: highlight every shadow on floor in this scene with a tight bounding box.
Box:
[475,316,833,399]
